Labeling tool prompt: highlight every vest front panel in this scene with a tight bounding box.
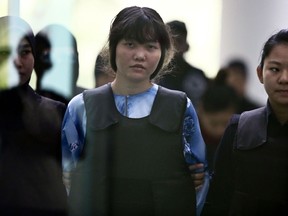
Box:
[69,85,196,216]
[230,137,288,215]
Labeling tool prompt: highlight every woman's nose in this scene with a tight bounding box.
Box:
[279,69,288,83]
[133,47,146,61]
[13,54,22,68]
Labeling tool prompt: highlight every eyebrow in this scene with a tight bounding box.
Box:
[267,60,281,65]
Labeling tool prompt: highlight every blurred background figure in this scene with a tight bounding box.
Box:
[34,24,86,105]
[215,58,260,113]
[197,83,239,173]
[94,47,115,87]
[0,16,67,215]
[158,20,210,108]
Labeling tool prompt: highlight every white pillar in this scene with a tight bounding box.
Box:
[8,0,19,16]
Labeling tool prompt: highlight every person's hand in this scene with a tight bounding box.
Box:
[189,163,205,190]
[63,171,71,194]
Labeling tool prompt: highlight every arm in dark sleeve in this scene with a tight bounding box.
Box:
[201,114,239,216]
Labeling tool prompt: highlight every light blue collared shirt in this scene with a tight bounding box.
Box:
[62,83,209,215]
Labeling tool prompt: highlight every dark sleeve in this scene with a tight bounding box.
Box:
[201,114,239,216]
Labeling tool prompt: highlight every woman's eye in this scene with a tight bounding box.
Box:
[147,43,159,50]
[125,42,134,47]
[270,67,279,72]
[19,49,32,56]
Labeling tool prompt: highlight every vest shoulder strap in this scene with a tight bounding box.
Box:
[83,84,118,130]
[149,86,187,132]
[235,107,267,150]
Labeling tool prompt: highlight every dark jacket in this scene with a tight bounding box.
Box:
[0,85,68,215]
[202,103,288,216]
[158,55,209,108]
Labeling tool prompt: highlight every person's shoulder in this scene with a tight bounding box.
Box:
[190,64,204,73]
[38,93,65,106]
[229,114,241,125]
[238,106,266,126]
[190,65,208,78]
[27,85,65,109]
[180,59,204,74]
[68,92,84,108]
[40,94,64,105]
[75,85,87,95]
[28,90,67,119]
[158,84,187,97]
[158,85,189,106]
[38,94,66,114]
[83,84,110,97]
[227,107,265,130]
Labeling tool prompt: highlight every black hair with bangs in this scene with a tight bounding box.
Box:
[108,6,172,79]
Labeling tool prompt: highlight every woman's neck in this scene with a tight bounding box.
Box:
[111,79,153,95]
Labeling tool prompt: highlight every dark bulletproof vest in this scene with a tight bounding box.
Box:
[68,84,196,216]
[230,108,288,216]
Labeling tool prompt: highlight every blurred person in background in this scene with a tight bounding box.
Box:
[197,83,239,174]
[215,58,261,113]
[158,20,210,108]
[94,46,115,87]
[0,16,67,215]
[34,24,86,105]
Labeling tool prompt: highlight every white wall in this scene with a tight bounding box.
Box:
[2,0,288,105]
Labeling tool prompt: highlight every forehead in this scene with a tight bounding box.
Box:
[267,44,288,58]
[123,28,159,43]
[18,38,31,49]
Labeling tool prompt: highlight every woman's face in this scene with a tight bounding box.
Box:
[14,38,34,85]
[257,44,288,108]
[115,39,161,84]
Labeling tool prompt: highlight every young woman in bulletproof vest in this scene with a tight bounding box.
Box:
[61,6,209,216]
[202,29,288,216]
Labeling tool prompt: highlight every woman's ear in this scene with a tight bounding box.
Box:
[257,65,264,84]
